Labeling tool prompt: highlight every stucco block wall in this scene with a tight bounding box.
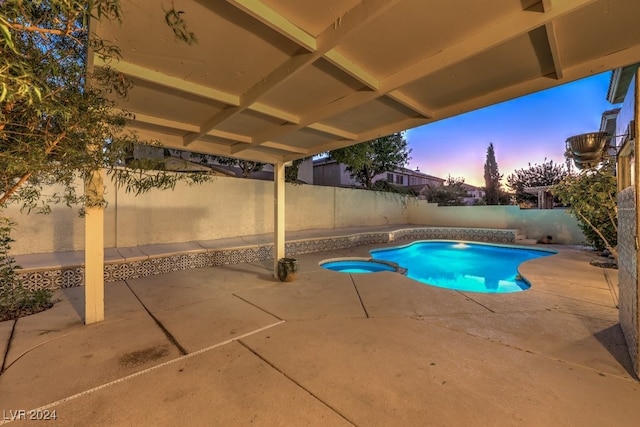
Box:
[618,187,639,374]
[114,177,274,247]
[285,184,335,230]
[4,176,410,255]
[407,201,585,245]
[333,189,410,228]
[5,174,587,255]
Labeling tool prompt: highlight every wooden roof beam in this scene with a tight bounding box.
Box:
[226,0,316,51]
[246,0,595,148]
[323,50,379,90]
[187,0,396,147]
[94,57,300,126]
[182,50,317,146]
[382,0,593,90]
[545,21,563,79]
[307,123,358,140]
[126,123,283,164]
[126,112,252,144]
[94,57,239,105]
[304,117,431,157]
[387,91,434,118]
[261,142,310,155]
[434,42,640,123]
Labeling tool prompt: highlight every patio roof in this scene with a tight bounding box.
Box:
[91,0,640,164]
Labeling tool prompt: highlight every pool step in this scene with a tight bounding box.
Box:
[518,239,539,245]
[515,230,538,245]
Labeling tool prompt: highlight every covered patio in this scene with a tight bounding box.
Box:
[83,0,640,323]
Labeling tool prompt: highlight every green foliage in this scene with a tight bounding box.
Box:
[371,179,417,196]
[329,133,411,189]
[507,159,567,205]
[0,217,52,321]
[211,156,265,179]
[551,159,617,257]
[0,0,207,214]
[163,6,198,45]
[483,143,503,205]
[0,1,202,317]
[285,158,310,184]
[424,176,468,206]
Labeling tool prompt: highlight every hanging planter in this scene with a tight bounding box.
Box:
[277,257,299,282]
[566,132,609,155]
[573,158,600,170]
[566,131,610,170]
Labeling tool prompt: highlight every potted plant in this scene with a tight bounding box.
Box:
[277,258,299,282]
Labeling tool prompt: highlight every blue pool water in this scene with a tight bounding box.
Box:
[321,260,397,273]
[371,241,554,293]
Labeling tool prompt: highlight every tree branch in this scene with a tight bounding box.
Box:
[574,209,618,260]
[6,22,69,36]
[0,126,73,206]
[5,21,85,46]
[0,172,31,206]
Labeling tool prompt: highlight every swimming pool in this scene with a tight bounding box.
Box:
[371,241,555,293]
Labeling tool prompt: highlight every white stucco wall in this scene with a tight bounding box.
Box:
[407,201,585,245]
[4,174,585,255]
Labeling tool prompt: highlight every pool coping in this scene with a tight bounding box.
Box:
[13,226,519,291]
[319,257,408,276]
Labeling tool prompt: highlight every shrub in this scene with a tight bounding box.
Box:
[0,218,53,321]
[551,159,617,258]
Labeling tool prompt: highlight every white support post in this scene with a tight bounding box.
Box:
[273,162,286,279]
[84,169,105,324]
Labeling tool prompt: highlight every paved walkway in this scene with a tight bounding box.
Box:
[0,241,634,426]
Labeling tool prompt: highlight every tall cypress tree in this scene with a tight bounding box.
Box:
[483,143,503,205]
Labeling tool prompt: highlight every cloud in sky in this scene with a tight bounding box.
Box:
[405,72,617,187]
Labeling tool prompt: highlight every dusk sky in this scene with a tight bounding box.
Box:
[405,71,618,187]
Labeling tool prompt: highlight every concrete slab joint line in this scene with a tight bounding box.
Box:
[0,320,17,374]
[236,340,357,426]
[0,320,285,426]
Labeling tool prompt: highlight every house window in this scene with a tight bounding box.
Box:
[387,173,394,182]
[396,175,404,185]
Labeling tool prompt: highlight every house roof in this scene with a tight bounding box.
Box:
[599,108,620,141]
[395,167,445,182]
[163,157,234,175]
[459,183,485,192]
[607,64,640,104]
[92,1,640,165]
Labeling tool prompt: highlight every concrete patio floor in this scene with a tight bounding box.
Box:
[0,242,636,426]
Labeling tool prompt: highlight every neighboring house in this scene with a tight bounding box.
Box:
[199,159,314,183]
[313,158,444,189]
[600,107,621,160]
[606,64,638,189]
[137,147,314,183]
[460,183,485,205]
